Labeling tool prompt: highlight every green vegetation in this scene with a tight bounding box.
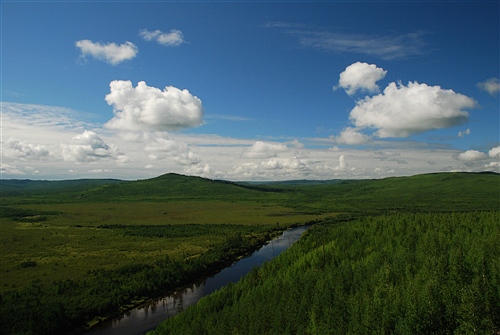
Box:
[151,212,500,335]
[0,172,499,334]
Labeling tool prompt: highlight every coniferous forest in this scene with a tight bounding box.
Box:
[151,212,499,335]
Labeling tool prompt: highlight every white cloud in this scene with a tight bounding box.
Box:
[243,141,289,158]
[234,156,311,180]
[489,146,500,158]
[183,164,214,179]
[458,128,470,138]
[6,137,49,160]
[477,77,500,95]
[1,163,25,176]
[62,131,127,163]
[1,102,496,180]
[145,137,200,165]
[349,81,476,138]
[336,62,387,95]
[334,127,370,145]
[139,29,185,46]
[334,155,348,172]
[75,40,138,65]
[104,80,204,132]
[288,139,305,149]
[457,150,487,161]
[287,29,428,60]
[485,161,500,169]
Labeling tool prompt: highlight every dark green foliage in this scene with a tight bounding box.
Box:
[0,179,123,199]
[97,223,277,239]
[0,206,59,221]
[18,261,38,268]
[151,212,500,335]
[283,172,500,213]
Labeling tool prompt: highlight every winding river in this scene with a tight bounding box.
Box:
[85,225,310,335]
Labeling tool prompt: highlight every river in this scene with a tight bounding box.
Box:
[85,225,310,335]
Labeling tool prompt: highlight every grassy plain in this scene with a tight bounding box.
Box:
[1,200,329,293]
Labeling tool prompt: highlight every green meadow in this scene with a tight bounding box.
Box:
[1,172,499,334]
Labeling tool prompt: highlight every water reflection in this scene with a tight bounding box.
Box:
[86,225,309,335]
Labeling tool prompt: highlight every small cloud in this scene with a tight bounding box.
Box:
[206,114,254,122]
[457,150,487,161]
[6,137,49,159]
[145,137,200,165]
[458,128,471,138]
[104,80,204,132]
[477,77,500,96]
[0,163,25,175]
[489,146,500,159]
[334,155,348,172]
[288,139,304,149]
[350,81,476,138]
[243,141,288,159]
[62,131,127,163]
[89,169,112,174]
[335,62,387,95]
[75,40,138,65]
[184,164,213,178]
[289,29,428,60]
[334,127,370,145]
[139,29,185,46]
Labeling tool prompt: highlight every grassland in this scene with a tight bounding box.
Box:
[1,171,499,335]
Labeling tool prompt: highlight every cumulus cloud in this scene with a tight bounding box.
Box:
[75,40,138,65]
[62,131,127,163]
[334,127,370,145]
[334,155,348,172]
[145,138,200,165]
[458,128,470,138]
[349,81,476,138]
[184,163,213,175]
[477,77,500,96]
[104,80,204,132]
[335,62,387,95]
[489,146,500,158]
[139,29,185,46]
[6,137,49,159]
[243,141,288,158]
[457,150,487,161]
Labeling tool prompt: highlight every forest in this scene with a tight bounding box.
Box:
[1,172,499,334]
[151,212,500,335]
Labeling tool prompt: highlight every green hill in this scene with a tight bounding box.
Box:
[0,178,123,199]
[74,173,288,202]
[2,172,499,213]
[281,172,500,213]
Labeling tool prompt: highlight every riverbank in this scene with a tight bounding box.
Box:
[83,223,312,334]
[85,224,313,335]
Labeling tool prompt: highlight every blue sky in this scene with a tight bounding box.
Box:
[2,1,499,181]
